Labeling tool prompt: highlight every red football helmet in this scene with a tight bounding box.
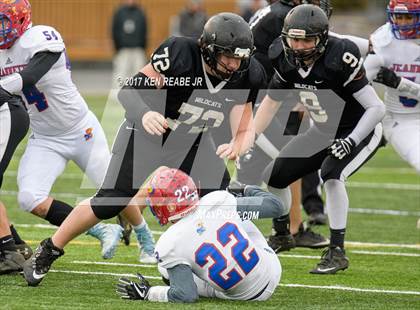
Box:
[146,168,199,226]
[388,0,420,39]
[0,0,32,49]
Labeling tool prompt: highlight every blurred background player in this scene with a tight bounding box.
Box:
[255,5,385,274]
[0,0,156,262]
[111,0,148,98]
[170,0,207,40]
[0,92,30,274]
[116,167,285,303]
[364,0,420,174]
[23,12,266,287]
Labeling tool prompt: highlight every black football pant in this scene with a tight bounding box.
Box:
[0,103,29,188]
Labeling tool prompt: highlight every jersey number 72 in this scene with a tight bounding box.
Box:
[194,222,260,290]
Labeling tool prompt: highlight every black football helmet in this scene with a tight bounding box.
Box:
[281,4,329,69]
[279,0,333,18]
[308,0,333,18]
[200,12,254,81]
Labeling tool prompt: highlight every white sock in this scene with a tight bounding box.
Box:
[324,179,348,229]
[133,220,147,232]
[267,185,291,213]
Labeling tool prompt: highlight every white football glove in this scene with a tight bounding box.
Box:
[328,137,355,160]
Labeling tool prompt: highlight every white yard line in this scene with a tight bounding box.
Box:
[349,208,420,217]
[359,167,417,174]
[71,260,156,268]
[346,181,420,191]
[279,250,420,260]
[279,284,420,296]
[49,269,420,296]
[49,269,161,280]
[350,250,420,257]
[13,224,420,249]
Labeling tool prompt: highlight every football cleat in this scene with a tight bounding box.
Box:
[139,251,157,264]
[293,223,329,248]
[0,249,25,275]
[15,242,33,260]
[310,246,349,275]
[117,214,132,246]
[23,238,64,286]
[267,233,296,253]
[87,223,123,259]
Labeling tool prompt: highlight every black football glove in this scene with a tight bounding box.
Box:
[116,273,151,300]
[374,66,401,89]
[0,86,17,106]
[226,180,247,197]
[328,137,355,160]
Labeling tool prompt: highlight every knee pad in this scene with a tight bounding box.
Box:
[267,186,291,212]
[18,191,45,212]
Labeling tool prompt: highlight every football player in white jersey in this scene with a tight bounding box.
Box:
[115,167,286,303]
[0,0,156,262]
[364,0,420,173]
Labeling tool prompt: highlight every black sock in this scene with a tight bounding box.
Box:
[272,215,290,235]
[10,225,24,244]
[0,235,16,251]
[330,228,346,249]
[45,200,73,226]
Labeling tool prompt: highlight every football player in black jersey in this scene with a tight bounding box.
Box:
[0,92,32,274]
[255,5,385,274]
[241,0,334,252]
[23,13,267,286]
[240,0,373,252]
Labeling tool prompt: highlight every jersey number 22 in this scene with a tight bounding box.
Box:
[195,222,260,290]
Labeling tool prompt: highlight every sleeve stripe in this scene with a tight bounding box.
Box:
[273,68,287,83]
[343,57,364,87]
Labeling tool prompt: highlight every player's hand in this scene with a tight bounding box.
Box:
[142,111,168,136]
[374,67,401,89]
[216,143,239,160]
[328,137,355,160]
[116,273,151,300]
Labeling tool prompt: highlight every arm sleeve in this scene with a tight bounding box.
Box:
[236,185,287,219]
[117,72,167,124]
[147,264,198,303]
[348,84,386,145]
[167,265,199,303]
[363,52,385,82]
[0,51,61,94]
[397,77,420,99]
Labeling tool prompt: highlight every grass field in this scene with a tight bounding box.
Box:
[1,96,419,309]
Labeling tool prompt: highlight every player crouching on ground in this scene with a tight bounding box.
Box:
[116,167,287,303]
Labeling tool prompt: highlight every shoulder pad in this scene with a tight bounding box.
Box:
[268,36,284,61]
[324,37,362,72]
[19,25,65,58]
[370,23,393,51]
[151,36,196,76]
